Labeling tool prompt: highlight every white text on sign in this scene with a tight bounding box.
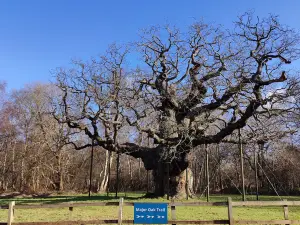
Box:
[136,208,166,212]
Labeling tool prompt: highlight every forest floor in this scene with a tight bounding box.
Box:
[1,192,300,222]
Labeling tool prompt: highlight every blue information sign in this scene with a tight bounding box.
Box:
[134,203,168,224]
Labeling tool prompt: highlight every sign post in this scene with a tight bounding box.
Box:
[134,203,168,224]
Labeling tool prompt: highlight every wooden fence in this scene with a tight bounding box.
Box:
[1,197,300,225]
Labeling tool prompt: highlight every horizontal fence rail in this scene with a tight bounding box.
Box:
[232,201,300,206]
[1,197,300,225]
[0,201,230,209]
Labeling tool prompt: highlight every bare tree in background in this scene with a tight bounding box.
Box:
[53,12,300,198]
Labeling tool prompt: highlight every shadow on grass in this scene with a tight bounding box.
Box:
[0,193,145,205]
[44,195,141,205]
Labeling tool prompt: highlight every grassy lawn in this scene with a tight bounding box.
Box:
[1,193,300,222]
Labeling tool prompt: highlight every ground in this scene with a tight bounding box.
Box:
[1,193,300,222]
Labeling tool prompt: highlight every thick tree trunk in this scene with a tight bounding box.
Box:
[139,106,196,199]
[152,165,194,198]
[151,158,194,199]
[170,168,194,198]
[152,162,166,197]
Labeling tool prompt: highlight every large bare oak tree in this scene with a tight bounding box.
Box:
[53,13,300,198]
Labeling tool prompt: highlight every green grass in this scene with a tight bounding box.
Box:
[1,193,300,222]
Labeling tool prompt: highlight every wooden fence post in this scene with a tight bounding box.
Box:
[227,197,233,225]
[171,199,176,225]
[118,197,124,225]
[68,206,73,221]
[283,199,288,225]
[7,201,15,225]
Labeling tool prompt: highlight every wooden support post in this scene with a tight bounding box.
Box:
[147,136,150,194]
[115,153,120,198]
[88,139,94,198]
[238,128,246,201]
[258,141,265,190]
[193,160,197,192]
[205,144,209,202]
[186,168,189,200]
[227,197,233,225]
[171,199,176,225]
[283,199,288,225]
[7,201,15,225]
[254,146,259,201]
[107,151,112,197]
[118,197,124,225]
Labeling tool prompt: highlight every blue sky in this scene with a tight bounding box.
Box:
[1,0,300,91]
